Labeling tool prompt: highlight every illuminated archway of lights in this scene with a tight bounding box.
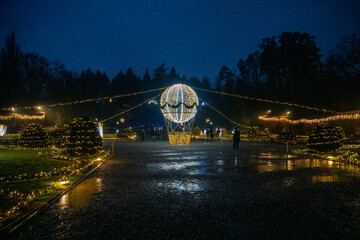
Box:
[160,84,199,123]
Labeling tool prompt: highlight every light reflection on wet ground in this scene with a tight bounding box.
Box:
[13,141,360,239]
[59,178,102,209]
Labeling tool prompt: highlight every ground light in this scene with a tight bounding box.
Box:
[59,179,69,185]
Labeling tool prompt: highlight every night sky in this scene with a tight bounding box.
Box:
[1,0,359,79]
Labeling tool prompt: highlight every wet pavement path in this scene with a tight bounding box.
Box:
[10,141,360,239]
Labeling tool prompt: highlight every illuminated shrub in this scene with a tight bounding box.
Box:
[65,116,102,155]
[276,128,296,144]
[19,123,48,148]
[117,128,135,139]
[307,123,344,152]
[191,126,201,136]
[247,127,257,140]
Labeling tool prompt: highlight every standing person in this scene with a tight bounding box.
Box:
[233,127,240,149]
[216,128,221,141]
[140,129,146,142]
[151,128,157,142]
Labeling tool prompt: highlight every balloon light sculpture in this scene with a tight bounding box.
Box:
[160,84,199,144]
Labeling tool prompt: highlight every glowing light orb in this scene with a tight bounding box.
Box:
[160,84,199,123]
[0,125,7,136]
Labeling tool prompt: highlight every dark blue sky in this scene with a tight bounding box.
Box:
[1,0,359,80]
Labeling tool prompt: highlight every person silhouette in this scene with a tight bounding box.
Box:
[233,127,240,149]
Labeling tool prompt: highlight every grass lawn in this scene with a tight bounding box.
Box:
[0,150,71,177]
[0,149,109,228]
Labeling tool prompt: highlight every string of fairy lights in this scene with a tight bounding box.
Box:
[0,87,167,111]
[0,154,106,224]
[2,85,358,124]
[199,99,251,129]
[193,87,341,114]
[100,94,161,123]
[258,113,360,124]
[1,85,359,226]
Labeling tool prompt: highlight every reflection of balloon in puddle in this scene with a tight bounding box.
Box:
[59,178,102,209]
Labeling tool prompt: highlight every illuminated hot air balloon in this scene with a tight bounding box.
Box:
[160,84,199,144]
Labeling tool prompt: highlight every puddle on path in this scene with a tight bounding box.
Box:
[60,177,102,209]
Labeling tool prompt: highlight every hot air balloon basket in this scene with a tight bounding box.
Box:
[168,132,191,145]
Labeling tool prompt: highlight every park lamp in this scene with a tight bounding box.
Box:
[286,111,291,115]
[37,106,42,110]
[267,110,271,114]
[11,107,15,111]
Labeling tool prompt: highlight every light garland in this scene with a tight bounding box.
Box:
[0,112,45,121]
[200,99,250,129]
[193,87,340,114]
[259,113,360,124]
[1,87,167,111]
[100,94,161,123]
[0,154,108,225]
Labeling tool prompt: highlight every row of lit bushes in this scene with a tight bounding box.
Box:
[16,116,102,156]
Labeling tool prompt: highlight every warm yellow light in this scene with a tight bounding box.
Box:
[11,107,15,111]
[96,157,102,161]
[59,180,68,185]
[160,84,199,123]
[327,156,333,159]
[120,118,125,123]
[267,110,271,113]
[286,111,291,115]
[0,112,45,121]
[205,118,211,123]
[37,106,42,110]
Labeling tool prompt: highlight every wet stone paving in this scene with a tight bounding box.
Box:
[9,141,360,239]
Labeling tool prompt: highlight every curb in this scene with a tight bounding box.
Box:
[0,153,114,236]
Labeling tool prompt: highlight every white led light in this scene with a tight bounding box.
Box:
[160,84,199,124]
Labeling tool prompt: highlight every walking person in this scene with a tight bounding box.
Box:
[233,127,240,150]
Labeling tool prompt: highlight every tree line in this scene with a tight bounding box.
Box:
[0,31,359,130]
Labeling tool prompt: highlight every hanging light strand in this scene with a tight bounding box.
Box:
[259,113,360,124]
[200,99,251,129]
[193,87,340,114]
[100,94,161,123]
[1,87,167,111]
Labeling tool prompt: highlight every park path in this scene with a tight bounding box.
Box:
[9,141,360,239]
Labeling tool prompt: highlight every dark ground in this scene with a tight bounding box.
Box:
[6,140,360,239]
